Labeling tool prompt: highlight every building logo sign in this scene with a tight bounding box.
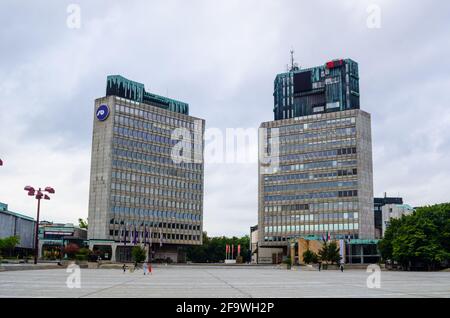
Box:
[96,104,110,121]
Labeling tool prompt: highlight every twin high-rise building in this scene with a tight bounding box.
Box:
[258,59,374,262]
[88,58,374,264]
[88,75,204,263]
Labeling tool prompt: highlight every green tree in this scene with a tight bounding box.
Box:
[302,249,319,264]
[131,246,146,263]
[185,232,251,263]
[75,248,92,261]
[78,218,88,229]
[378,203,450,270]
[0,236,20,257]
[318,241,341,265]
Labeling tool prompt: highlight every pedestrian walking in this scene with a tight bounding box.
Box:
[318,262,322,272]
[122,264,127,273]
[148,262,152,275]
[340,262,344,272]
[143,262,148,275]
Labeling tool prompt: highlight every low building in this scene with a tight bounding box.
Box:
[39,222,88,260]
[294,237,380,265]
[374,196,403,238]
[381,204,414,237]
[0,202,35,257]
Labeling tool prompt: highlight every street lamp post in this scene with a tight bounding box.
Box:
[24,186,55,264]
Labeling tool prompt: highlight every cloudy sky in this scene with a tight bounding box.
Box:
[1,0,449,237]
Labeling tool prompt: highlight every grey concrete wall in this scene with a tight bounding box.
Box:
[88,96,115,240]
[356,110,375,239]
[0,212,35,249]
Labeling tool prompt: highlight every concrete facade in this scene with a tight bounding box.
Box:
[258,109,375,262]
[0,202,35,250]
[88,77,204,263]
[381,204,414,236]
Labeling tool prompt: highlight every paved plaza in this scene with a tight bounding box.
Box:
[0,265,449,298]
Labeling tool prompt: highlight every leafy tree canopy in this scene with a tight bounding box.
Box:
[186,232,251,263]
[78,218,88,229]
[378,203,450,269]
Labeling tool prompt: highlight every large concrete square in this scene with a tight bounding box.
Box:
[0,265,449,298]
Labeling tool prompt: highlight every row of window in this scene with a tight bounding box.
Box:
[310,200,359,212]
[112,171,202,191]
[264,169,357,183]
[115,114,173,136]
[115,104,198,130]
[113,137,202,168]
[264,204,309,212]
[277,117,356,135]
[264,189,358,202]
[264,200,359,213]
[114,125,176,146]
[111,194,201,212]
[265,222,359,234]
[116,116,202,152]
[279,137,356,154]
[280,147,357,163]
[113,136,170,157]
[111,182,202,201]
[109,230,200,242]
[278,159,357,172]
[273,127,356,145]
[112,148,200,172]
[263,233,358,242]
[111,206,201,221]
[264,180,358,193]
[109,219,201,231]
[264,212,359,223]
[112,159,202,181]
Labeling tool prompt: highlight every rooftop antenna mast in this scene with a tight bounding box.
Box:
[289,48,299,71]
[290,49,295,71]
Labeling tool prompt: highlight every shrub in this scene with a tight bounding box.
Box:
[131,246,146,263]
[63,244,80,259]
[303,249,319,264]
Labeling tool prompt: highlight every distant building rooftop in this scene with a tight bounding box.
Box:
[106,75,189,115]
[0,202,34,222]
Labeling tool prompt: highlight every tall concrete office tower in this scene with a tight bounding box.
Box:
[258,59,374,263]
[88,75,204,263]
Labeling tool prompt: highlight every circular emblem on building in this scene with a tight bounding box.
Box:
[96,104,110,121]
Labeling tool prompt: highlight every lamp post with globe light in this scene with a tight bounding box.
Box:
[24,186,55,264]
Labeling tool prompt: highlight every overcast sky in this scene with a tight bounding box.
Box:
[1,0,449,237]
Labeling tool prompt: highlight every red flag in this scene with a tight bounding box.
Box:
[231,244,234,259]
[237,244,241,256]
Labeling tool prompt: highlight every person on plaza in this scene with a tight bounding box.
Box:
[122,264,127,273]
[340,263,344,272]
[318,261,322,272]
[148,262,152,275]
[143,262,148,275]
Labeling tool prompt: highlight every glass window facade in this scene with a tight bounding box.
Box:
[259,109,374,246]
[88,94,204,247]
